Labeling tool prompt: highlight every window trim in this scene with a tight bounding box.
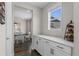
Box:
[48,6,62,31]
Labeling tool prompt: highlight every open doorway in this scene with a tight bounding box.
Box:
[13,5,33,56]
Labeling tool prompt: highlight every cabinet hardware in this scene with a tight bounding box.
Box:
[46,41,49,43]
[57,46,64,49]
[36,41,38,45]
[50,48,54,55]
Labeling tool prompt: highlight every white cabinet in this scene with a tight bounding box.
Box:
[49,43,71,56]
[43,40,53,56]
[49,41,71,55]
[50,47,68,56]
[38,38,52,56]
[32,36,38,50]
[37,38,45,55]
[32,35,73,56]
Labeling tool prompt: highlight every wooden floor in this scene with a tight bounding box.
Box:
[14,39,41,56]
[15,50,41,56]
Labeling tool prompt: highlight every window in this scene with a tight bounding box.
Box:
[48,7,62,30]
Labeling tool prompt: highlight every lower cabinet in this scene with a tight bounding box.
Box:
[43,40,54,56]
[37,38,45,55]
[32,36,38,50]
[49,45,70,56]
[32,36,72,56]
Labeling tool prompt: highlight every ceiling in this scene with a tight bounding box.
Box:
[14,2,49,20]
[27,2,49,8]
[14,6,32,20]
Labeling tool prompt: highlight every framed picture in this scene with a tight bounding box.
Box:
[0,2,5,25]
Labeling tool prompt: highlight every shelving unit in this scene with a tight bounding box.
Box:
[64,20,74,42]
[0,2,5,24]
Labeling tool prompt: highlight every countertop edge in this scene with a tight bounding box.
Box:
[32,34,74,48]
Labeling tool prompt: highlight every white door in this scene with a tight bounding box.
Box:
[5,2,14,56]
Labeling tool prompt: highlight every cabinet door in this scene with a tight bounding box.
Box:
[32,36,38,50]
[54,48,69,56]
[49,46,66,56]
[49,42,70,56]
[44,40,53,56]
[37,38,44,55]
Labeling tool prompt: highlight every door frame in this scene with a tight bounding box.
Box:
[12,3,33,56]
[5,2,14,56]
[5,2,34,56]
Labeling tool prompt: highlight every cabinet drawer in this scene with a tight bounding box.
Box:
[54,48,71,56]
[49,41,71,54]
[49,46,71,56]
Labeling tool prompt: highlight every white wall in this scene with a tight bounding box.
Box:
[73,3,79,56]
[27,20,32,33]
[5,2,14,56]
[14,17,27,34]
[0,2,13,56]
[0,24,6,55]
[62,2,73,38]
[13,2,42,35]
[41,2,73,38]
[14,17,32,34]
[14,6,32,20]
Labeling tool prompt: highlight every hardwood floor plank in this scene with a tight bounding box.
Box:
[14,39,41,56]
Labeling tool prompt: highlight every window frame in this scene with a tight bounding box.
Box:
[48,5,62,31]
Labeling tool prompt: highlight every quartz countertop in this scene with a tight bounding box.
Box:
[33,34,74,47]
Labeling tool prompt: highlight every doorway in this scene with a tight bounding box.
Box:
[13,5,33,56]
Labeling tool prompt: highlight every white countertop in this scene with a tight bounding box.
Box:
[33,34,74,47]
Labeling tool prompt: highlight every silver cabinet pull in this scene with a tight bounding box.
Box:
[46,41,49,43]
[57,46,64,49]
[36,41,38,45]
